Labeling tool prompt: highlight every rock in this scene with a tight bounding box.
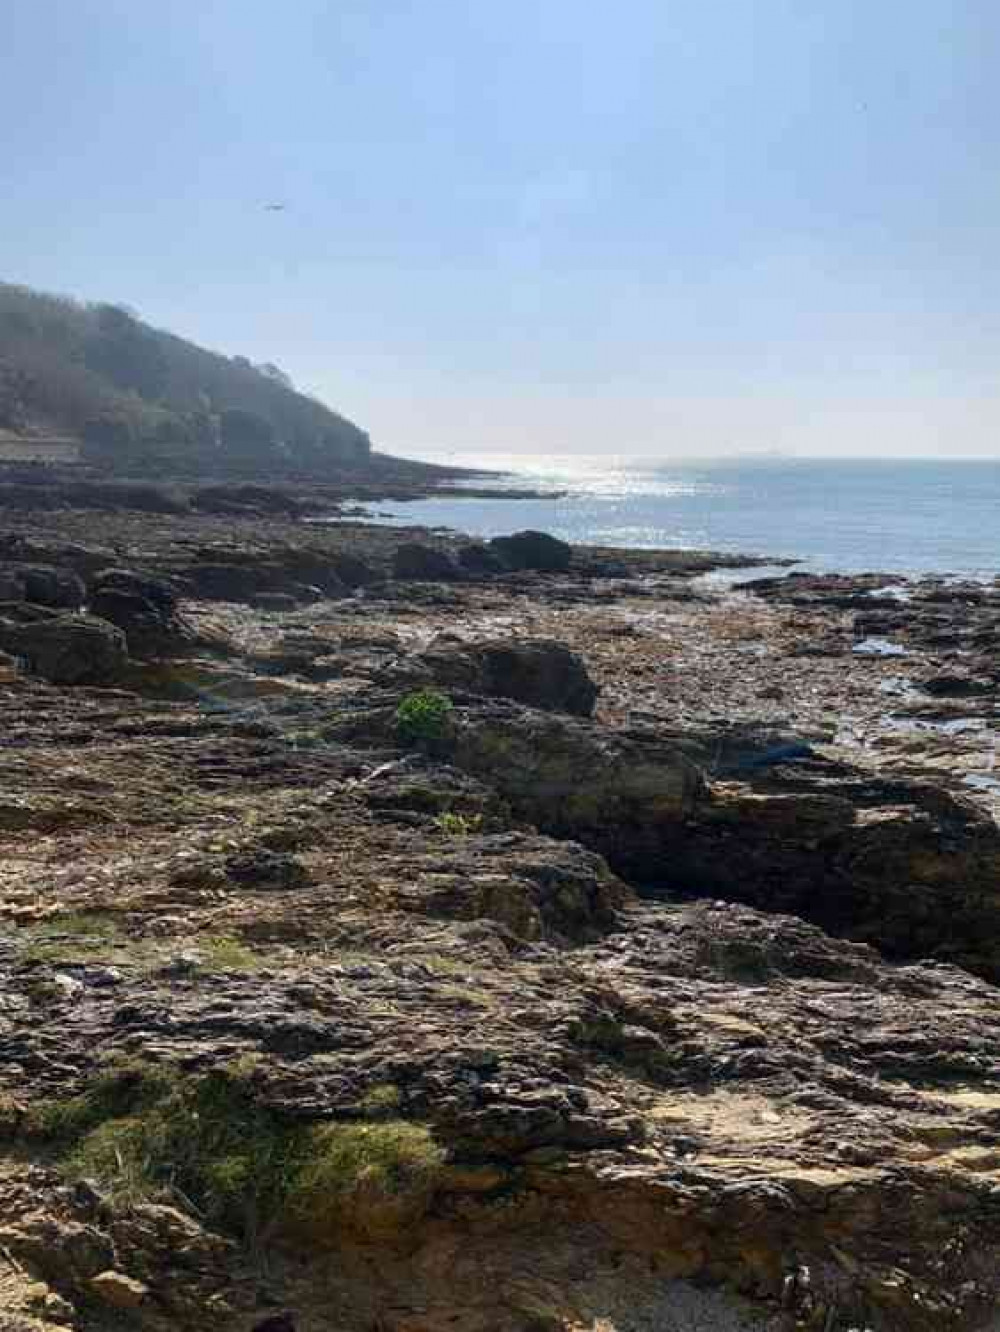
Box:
[328,552,377,587]
[91,567,177,610]
[392,543,458,581]
[89,568,196,659]
[0,601,61,624]
[0,563,87,609]
[359,755,496,820]
[190,484,307,517]
[457,543,506,575]
[178,557,340,605]
[251,593,300,612]
[224,850,310,891]
[652,762,1000,978]
[490,530,572,572]
[0,569,25,601]
[89,1269,148,1310]
[921,673,996,698]
[414,637,600,716]
[0,614,128,685]
[19,564,87,609]
[0,533,117,579]
[446,700,705,855]
[401,829,630,940]
[180,563,285,602]
[438,700,1000,978]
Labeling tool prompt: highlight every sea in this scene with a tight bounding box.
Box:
[368,455,1000,579]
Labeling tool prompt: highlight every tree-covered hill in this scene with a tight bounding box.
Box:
[0,281,371,476]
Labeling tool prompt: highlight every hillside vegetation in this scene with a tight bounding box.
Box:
[0,281,371,476]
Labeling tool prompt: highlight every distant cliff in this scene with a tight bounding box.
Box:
[0,281,371,476]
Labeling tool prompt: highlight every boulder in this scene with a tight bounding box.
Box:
[22,564,87,608]
[457,543,505,575]
[445,700,705,859]
[392,544,458,582]
[414,637,599,716]
[921,673,995,698]
[0,614,127,685]
[178,560,339,605]
[224,850,310,891]
[0,534,117,579]
[180,563,283,602]
[89,1270,148,1310]
[89,568,195,659]
[328,552,377,588]
[0,570,24,601]
[489,530,572,572]
[0,563,86,609]
[405,831,630,941]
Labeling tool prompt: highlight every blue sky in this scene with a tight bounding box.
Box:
[5,1,1000,459]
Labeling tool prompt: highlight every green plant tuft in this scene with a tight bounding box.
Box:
[395,689,453,746]
[25,1057,176,1142]
[360,1083,403,1116]
[433,811,483,837]
[290,1120,444,1240]
[194,934,261,972]
[63,1064,301,1239]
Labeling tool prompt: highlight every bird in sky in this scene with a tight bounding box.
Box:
[263,203,286,212]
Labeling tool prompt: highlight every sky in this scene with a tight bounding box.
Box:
[4,0,1000,461]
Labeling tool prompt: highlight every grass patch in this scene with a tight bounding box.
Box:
[433,811,484,837]
[360,1083,403,1116]
[32,912,121,939]
[25,1057,175,1142]
[28,1060,443,1248]
[289,1120,443,1241]
[20,912,123,966]
[194,934,262,972]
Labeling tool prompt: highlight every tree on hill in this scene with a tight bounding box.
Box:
[0,280,371,475]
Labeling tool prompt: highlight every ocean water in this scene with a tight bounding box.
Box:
[372,456,1000,578]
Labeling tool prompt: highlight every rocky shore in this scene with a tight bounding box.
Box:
[0,496,998,1332]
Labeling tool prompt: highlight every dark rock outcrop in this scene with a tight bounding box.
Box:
[178,563,323,606]
[89,568,196,659]
[457,543,505,575]
[0,612,127,684]
[656,764,1000,978]
[0,563,86,609]
[328,553,377,588]
[393,544,458,582]
[224,850,310,892]
[179,563,285,603]
[490,530,572,572]
[921,673,996,698]
[413,637,599,716]
[420,701,1000,980]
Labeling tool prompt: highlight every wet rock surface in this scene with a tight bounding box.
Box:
[0,505,996,1331]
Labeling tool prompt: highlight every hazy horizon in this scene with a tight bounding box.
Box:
[6,1,1000,461]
